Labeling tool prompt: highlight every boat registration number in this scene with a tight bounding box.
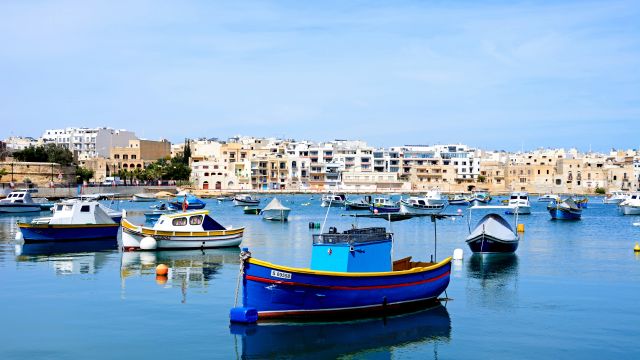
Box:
[270,270,292,280]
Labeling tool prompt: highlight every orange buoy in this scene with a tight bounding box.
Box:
[156,264,169,276]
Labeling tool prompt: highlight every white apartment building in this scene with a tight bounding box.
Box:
[41,127,137,159]
[4,136,39,151]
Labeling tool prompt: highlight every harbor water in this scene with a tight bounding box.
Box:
[1,195,639,359]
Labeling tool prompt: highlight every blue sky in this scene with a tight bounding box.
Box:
[1,0,639,151]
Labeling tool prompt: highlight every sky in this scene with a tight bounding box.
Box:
[1,0,639,152]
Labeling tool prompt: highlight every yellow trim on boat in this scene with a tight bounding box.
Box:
[121,218,244,237]
[247,257,452,277]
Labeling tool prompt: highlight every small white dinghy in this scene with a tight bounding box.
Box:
[260,197,291,222]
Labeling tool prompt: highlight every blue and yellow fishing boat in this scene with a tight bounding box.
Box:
[231,227,451,321]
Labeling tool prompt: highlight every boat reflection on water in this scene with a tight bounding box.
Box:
[230,304,451,359]
[14,240,118,275]
[120,249,240,298]
[466,253,519,308]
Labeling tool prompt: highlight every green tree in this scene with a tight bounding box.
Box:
[76,166,94,183]
[595,187,606,195]
[13,144,74,165]
[0,168,7,181]
[477,175,486,183]
[117,169,130,186]
[182,138,191,165]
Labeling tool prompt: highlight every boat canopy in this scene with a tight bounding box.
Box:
[262,197,290,212]
[467,213,517,242]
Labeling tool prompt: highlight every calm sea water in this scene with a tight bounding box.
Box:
[1,195,639,359]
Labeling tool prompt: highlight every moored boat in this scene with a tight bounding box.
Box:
[466,213,519,253]
[169,194,207,210]
[132,193,157,202]
[243,207,262,215]
[548,197,582,220]
[122,210,244,250]
[231,226,451,321]
[537,193,557,202]
[260,198,290,221]
[469,191,492,206]
[0,190,42,213]
[234,194,261,206]
[448,194,470,206]
[17,200,120,243]
[620,193,640,215]
[344,196,371,210]
[370,197,400,213]
[505,192,531,215]
[321,193,346,207]
[399,196,445,214]
[603,190,628,204]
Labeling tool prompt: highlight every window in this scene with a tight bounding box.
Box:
[56,204,63,211]
[189,215,203,225]
[81,205,91,212]
[172,217,188,226]
[131,155,137,159]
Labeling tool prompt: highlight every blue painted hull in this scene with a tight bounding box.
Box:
[466,236,519,253]
[242,258,451,319]
[369,205,400,213]
[19,224,120,243]
[168,202,206,210]
[548,208,581,220]
[16,239,118,256]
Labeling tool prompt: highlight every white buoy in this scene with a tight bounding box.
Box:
[122,209,127,219]
[15,231,23,242]
[453,248,464,261]
[140,236,157,250]
[633,222,640,227]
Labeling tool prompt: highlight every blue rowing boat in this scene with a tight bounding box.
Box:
[169,194,206,210]
[231,227,451,321]
[548,197,582,220]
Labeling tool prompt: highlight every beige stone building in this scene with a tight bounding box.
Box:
[110,139,171,174]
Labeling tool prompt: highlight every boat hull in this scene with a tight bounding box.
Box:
[132,195,156,202]
[0,204,42,213]
[241,257,451,319]
[548,208,581,220]
[399,202,444,215]
[621,205,640,215]
[261,209,290,221]
[121,220,244,250]
[370,205,400,214]
[466,235,519,253]
[234,199,260,206]
[505,205,531,215]
[169,202,206,210]
[321,200,345,207]
[18,223,120,243]
[448,199,469,206]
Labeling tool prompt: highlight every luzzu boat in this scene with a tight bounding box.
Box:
[370,197,400,213]
[399,196,445,214]
[230,227,451,321]
[121,210,244,250]
[548,197,582,220]
[17,200,120,243]
[169,194,206,210]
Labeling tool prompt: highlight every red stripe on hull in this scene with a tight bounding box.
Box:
[245,270,450,291]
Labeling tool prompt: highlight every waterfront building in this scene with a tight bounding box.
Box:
[4,136,39,151]
[109,139,171,175]
[41,127,137,159]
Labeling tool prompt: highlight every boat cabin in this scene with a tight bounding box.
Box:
[50,200,115,225]
[372,197,395,206]
[1,190,36,204]
[154,210,226,232]
[406,197,428,206]
[311,227,393,272]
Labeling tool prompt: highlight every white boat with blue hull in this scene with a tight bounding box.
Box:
[233,194,261,206]
[466,213,519,253]
[505,192,531,215]
[0,190,42,213]
[620,193,640,215]
[17,200,120,243]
